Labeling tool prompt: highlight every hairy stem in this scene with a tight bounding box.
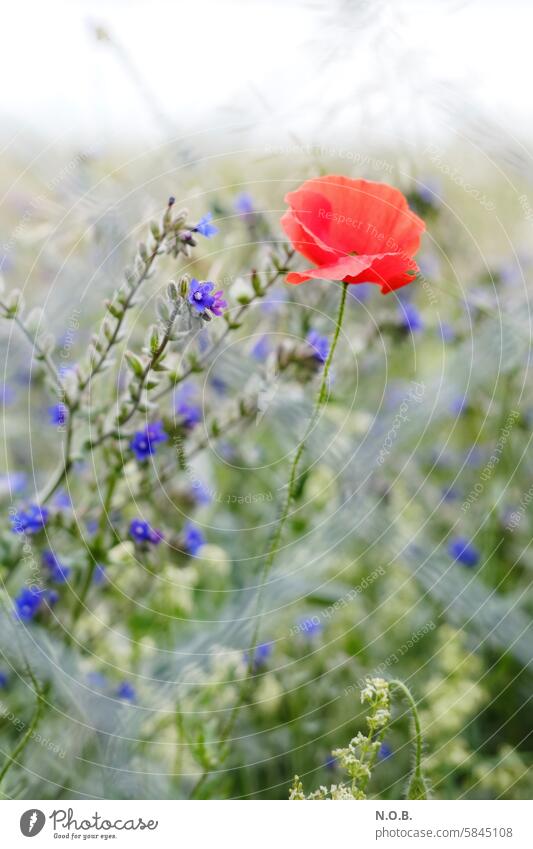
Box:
[0,676,47,789]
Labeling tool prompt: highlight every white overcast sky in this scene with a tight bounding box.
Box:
[1,0,532,153]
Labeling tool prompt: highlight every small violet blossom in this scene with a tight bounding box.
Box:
[10,504,48,535]
[129,421,168,461]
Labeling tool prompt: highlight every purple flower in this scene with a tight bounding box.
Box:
[448,537,480,568]
[251,336,270,360]
[45,589,59,607]
[349,283,372,302]
[53,489,72,509]
[235,192,255,216]
[183,522,205,555]
[0,472,27,494]
[191,481,212,505]
[174,383,202,429]
[129,518,163,545]
[188,279,227,317]
[297,617,323,638]
[442,485,460,502]
[0,384,15,406]
[417,177,441,207]
[14,586,43,620]
[42,550,71,584]
[244,642,272,671]
[194,212,218,239]
[439,323,455,343]
[116,681,136,701]
[130,421,168,461]
[10,504,48,535]
[306,330,329,364]
[450,395,468,416]
[48,403,67,426]
[399,303,424,333]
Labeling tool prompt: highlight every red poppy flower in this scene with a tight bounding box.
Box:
[281,176,425,293]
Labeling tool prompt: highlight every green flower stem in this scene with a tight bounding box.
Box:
[190,281,349,798]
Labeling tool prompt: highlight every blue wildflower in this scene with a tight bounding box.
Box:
[306,330,329,364]
[183,522,205,555]
[450,395,468,416]
[378,742,393,760]
[174,384,202,429]
[448,537,480,568]
[87,671,107,689]
[0,384,15,406]
[235,192,255,216]
[439,323,455,342]
[325,754,337,770]
[349,283,372,302]
[53,489,72,509]
[399,302,424,333]
[0,670,9,688]
[42,550,71,584]
[194,212,218,239]
[0,472,27,495]
[244,642,272,671]
[129,518,163,545]
[188,279,227,317]
[251,336,270,360]
[129,420,168,461]
[93,564,106,585]
[48,403,67,426]
[14,586,43,621]
[10,504,48,535]
[116,681,136,701]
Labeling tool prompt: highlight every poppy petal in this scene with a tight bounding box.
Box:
[286,176,425,258]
